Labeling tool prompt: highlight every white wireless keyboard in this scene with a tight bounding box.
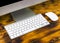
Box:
[4,14,50,39]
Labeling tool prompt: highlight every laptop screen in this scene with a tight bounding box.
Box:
[0,0,22,7]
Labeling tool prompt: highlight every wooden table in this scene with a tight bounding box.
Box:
[0,0,60,43]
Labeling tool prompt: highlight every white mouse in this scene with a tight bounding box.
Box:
[45,12,59,21]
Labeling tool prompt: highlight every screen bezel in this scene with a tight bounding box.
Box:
[0,0,47,16]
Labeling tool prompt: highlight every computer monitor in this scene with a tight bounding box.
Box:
[0,0,47,16]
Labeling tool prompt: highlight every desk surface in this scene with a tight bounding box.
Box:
[0,0,60,43]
